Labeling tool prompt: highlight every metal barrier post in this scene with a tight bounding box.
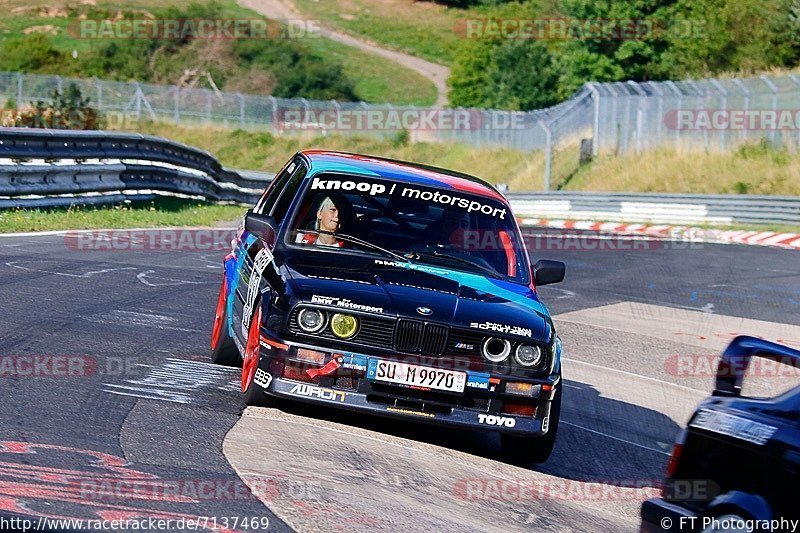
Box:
[760,75,778,145]
[789,74,800,150]
[627,81,646,153]
[648,82,664,148]
[540,119,552,192]
[665,81,682,149]
[606,84,621,154]
[732,79,750,144]
[269,96,277,131]
[587,83,600,156]
[173,86,180,123]
[95,78,103,111]
[710,79,728,150]
[687,80,708,150]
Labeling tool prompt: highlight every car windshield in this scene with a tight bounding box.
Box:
[285,173,529,283]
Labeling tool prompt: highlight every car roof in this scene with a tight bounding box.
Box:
[297,150,506,202]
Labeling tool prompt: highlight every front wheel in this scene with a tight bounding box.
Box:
[211,275,241,367]
[242,303,271,407]
[500,385,561,464]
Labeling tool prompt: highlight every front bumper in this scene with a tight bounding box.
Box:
[253,335,560,436]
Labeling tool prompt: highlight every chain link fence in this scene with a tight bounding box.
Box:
[1,71,799,191]
[589,75,800,157]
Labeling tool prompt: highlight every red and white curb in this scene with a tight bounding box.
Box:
[518,219,800,251]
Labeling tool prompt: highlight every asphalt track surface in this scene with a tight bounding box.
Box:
[0,227,798,532]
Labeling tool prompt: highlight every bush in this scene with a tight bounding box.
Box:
[233,39,356,101]
[5,84,102,130]
[0,34,66,73]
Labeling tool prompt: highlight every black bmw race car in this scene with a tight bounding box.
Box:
[210,150,566,462]
[642,335,800,531]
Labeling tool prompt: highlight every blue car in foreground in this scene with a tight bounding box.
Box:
[210,151,566,462]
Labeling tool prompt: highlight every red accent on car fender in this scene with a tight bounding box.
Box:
[261,336,289,350]
[242,306,262,392]
[210,276,227,350]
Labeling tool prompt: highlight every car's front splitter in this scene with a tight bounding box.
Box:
[252,370,554,436]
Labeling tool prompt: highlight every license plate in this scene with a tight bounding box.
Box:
[367,360,466,393]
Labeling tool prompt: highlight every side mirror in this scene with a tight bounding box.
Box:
[532,260,565,286]
[245,210,278,246]
[714,335,800,397]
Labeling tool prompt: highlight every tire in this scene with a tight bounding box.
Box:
[241,302,271,407]
[500,385,562,464]
[211,275,242,366]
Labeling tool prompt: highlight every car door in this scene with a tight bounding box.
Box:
[231,158,308,348]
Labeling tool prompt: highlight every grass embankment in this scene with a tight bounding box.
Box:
[564,142,800,196]
[0,197,245,233]
[292,0,474,65]
[0,0,436,105]
[128,121,546,187]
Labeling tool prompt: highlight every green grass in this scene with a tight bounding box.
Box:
[292,0,472,65]
[0,0,258,53]
[564,143,800,196]
[0,0,437,105]
[302,34,437,106]
[0,197,245,232]
[125,120,545,188]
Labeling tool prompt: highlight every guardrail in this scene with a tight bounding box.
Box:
[509,192,800,226]
[0,128,272,208]
[1,128,797,227]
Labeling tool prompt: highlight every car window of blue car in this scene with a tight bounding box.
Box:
[284,173,529,284]
[255,157,299,215]
[270,162,309,225]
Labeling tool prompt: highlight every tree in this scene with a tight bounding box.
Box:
[486,40,560,109]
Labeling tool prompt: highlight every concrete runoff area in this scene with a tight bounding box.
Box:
[223,302,800,531]
[1,229,798,531]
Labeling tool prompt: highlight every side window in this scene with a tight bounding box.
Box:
[270,163,308,225]
[254,158,298,215]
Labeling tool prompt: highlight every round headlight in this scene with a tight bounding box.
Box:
[481,337,511,363]
[297,308,325,333]
[515,344,543,367]
[330,313,358,339]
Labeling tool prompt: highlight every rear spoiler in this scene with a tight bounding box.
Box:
[714,335,800,397]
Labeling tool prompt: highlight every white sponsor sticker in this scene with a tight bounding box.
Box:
[242,247,274,337]
[289,383,347,402]
[311,177,386,196]
[477,414,516,428]
[690,409,777,445]
[470,321,532,338]
[253,368,272,389]
[311,294,383,314]
[310,177,507,219]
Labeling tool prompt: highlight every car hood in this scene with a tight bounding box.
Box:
[283,252,553,343]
